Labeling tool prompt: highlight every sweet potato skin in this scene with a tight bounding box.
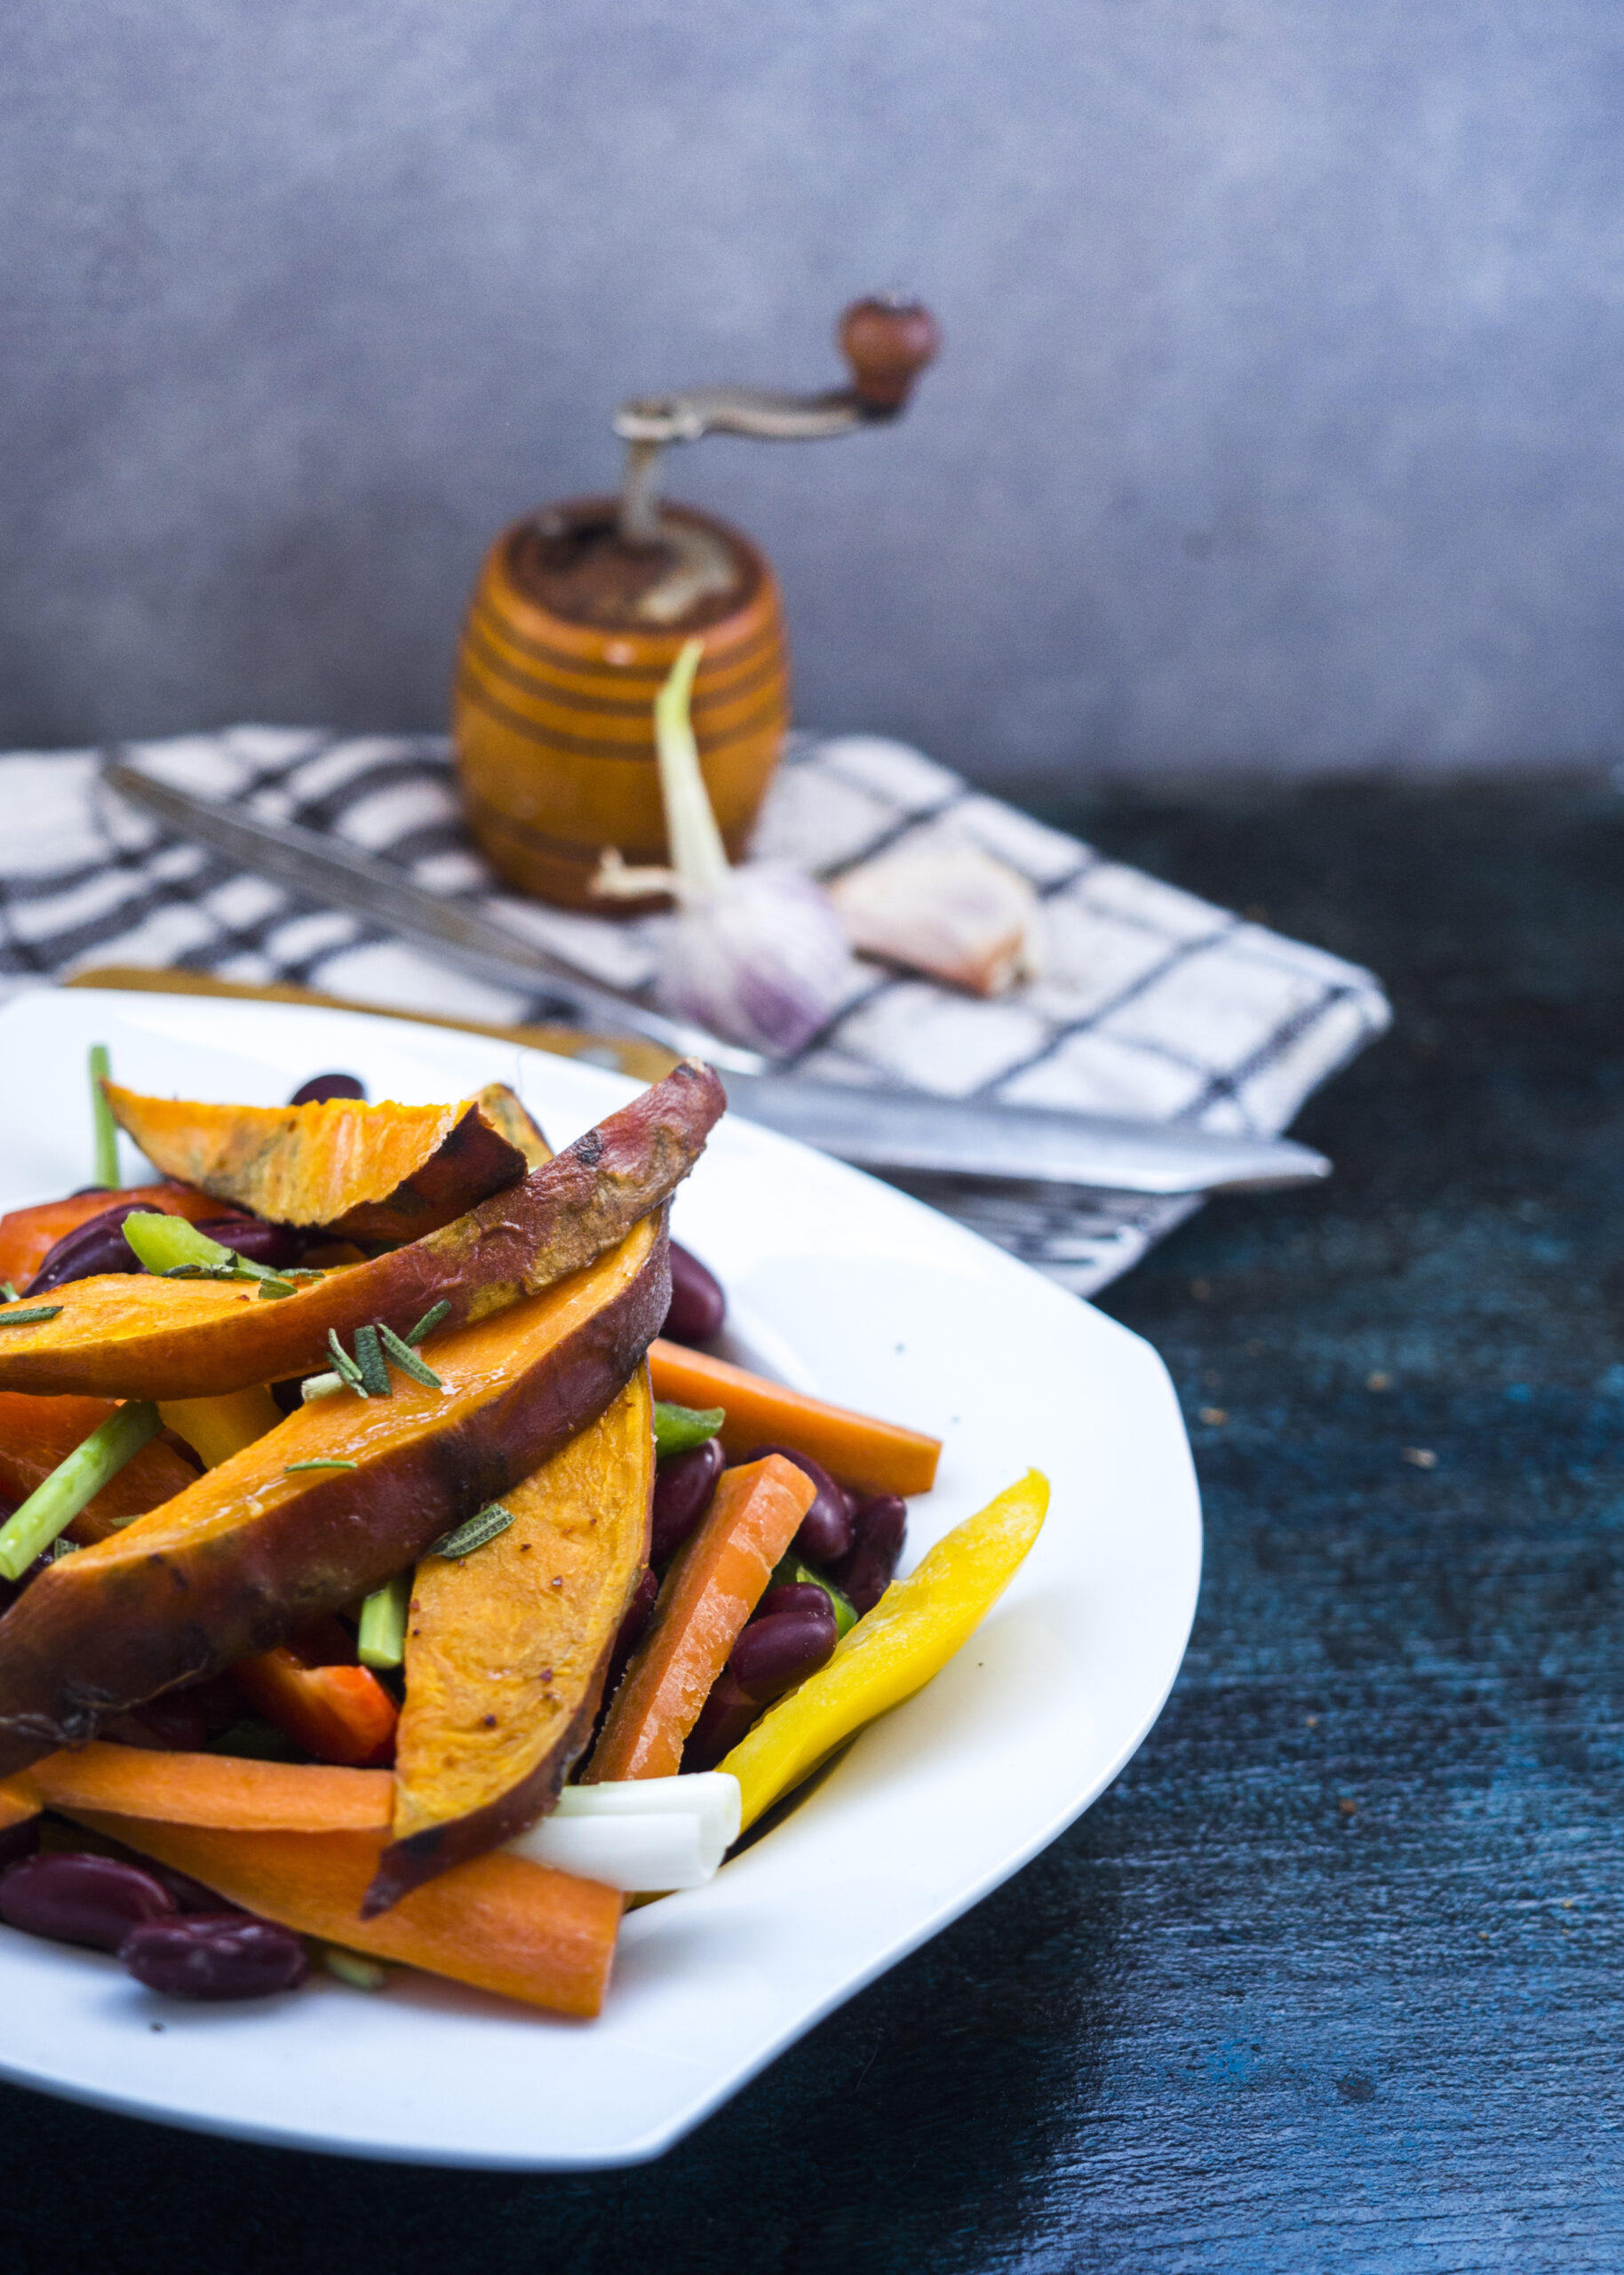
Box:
[367,1369,655,1914]
[0,1061,723,1399]
[0,1216,670,1777]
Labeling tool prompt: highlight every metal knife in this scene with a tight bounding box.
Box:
[102,759,1331,1197]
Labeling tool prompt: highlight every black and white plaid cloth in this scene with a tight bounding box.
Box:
[0,725,1389,1295]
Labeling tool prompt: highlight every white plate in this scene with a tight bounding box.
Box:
[0,987,1200,2167]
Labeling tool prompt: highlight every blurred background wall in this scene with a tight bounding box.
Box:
[3,0,1621,786]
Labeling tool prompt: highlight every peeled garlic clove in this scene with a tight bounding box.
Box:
[657,861,855,1056]
[830,842,1041,998]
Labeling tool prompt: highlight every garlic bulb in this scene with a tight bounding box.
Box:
[830,839,1042,997]
[593,640,855,1056]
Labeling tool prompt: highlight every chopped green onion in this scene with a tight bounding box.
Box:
[433,1502,514,1560]
[0,1306,62,1329]
[376,1322,442,1390]
[325,1330,367,1397]
[300,1371,344,1402]
[284,1458,358,1473]
[405,1299,451,1346]
[89,1043,119,1188]
[357,1571,410,1668]
[653,1401,726,1458]
[0,1400,161,1578]
[352,1324,391,1398]
[323,1947,388,1992]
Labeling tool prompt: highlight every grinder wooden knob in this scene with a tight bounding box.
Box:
[839,298,942,413]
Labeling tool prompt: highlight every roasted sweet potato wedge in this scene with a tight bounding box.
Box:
[104,1078,541,1242]
[0,1392,199,1542]
[0,1060,722,1399]
[369,1369,655,1913]
[0,1212,669,1777]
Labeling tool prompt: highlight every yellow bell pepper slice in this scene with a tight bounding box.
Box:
[721,1468,1049,1832]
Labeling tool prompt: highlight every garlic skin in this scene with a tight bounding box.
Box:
[661,860,854,1056]
[592,639,856,1056]
[830,841,1042,998]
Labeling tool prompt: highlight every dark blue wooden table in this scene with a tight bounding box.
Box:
[4,777,1620,2272]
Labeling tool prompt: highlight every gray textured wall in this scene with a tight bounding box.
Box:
[3,0,1621,784]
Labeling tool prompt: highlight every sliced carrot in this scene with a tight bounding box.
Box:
[0,1183,231,1293]
[22,1743,389,1830]
[586,1453,815,1783]
[0,1392,198,1543]
[60,1809,622,2016]
[648,1340,941,1498]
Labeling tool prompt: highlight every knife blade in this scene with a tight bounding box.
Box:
[102,758,1332,1196]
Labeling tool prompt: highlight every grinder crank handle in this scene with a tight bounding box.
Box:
[616,298,939,538]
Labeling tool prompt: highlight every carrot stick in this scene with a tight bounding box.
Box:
[586,1454,815,1783]
[648,1339,940,1497]
[60,1809,622,2016]
[20,1743,391,1830]
[0,1393,198,1544]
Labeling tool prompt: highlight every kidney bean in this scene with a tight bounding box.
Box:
[0,1852,176,1950]
[0,1821,37,1873]
[119,1912,308,2000]
[650,1436,724,1565]
[195,1218,308,1270]
[746,1444,853,1567]
[290,1073,367,1106]
[148,1865,243,1915]
[663,1242,726,1346]
[682,1672,759,1772]
[604,1566,658,1699]
[831,1493,907,1616]
[729,1605,837,1706]
[28,1203,151,1294]
[755,1583,832,1624]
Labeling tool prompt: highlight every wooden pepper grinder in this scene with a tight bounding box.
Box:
[452,298,939,910]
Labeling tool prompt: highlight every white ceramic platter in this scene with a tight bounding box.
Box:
[0,987,1200,2167]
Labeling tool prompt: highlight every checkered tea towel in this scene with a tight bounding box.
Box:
[0,725,1389,1296]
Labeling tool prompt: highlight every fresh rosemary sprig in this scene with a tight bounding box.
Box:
[433,1503,515,1560]
[377,1321,442,1389]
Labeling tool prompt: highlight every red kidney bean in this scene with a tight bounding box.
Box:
[148,1865,243,1915]
[831,1493,907,1616]
[119,1912,308,2000]
[682,1672,759,1772]
[746,1445,853,1567]
[650,1436,723,1564]
[0,1852,176,1950]
[728,1606,837,1706]
[0,1821,37,1873]
[755,1583,832,1624]
[604,1566,659,1699]
[290,1073,367,1106]
[28,1203,153,1294]
[663,1242,726,1346]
